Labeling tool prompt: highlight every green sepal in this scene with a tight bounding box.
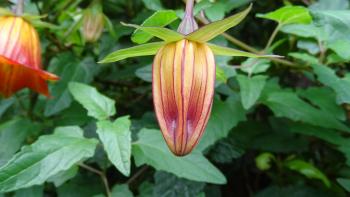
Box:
[185,4,252,43]
[121,22,184,42]
[99,42,164,63]
[208,43,281,58]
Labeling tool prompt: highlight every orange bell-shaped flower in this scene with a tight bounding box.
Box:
[0,16,59,97]
[152,39,216,156]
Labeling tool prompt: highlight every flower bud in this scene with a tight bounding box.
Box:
[152,39,216,156]
[0,16,59,97]
[81,3,105,43]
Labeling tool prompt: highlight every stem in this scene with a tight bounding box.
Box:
[15,0,25,15]
[318,40,326,63]
[185,0,195,17]
[126,166,149,185]
[79,163,111,197]
[264,24,281,52]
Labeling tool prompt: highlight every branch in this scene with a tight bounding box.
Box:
[79,163,111,197]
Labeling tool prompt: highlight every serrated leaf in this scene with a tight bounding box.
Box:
[311,64,350,104]
[122,22,183,42]
[186,4,251,43]
[96,116,131,176]
[237,75,267,109]
[99,42,164,63]
[257,6,312,25]
[132,10,178,44]
[132,129,226,184]
[69,82,116,120]
[285,159,331,187]
[208,43,278,58]
[0,126,98,192]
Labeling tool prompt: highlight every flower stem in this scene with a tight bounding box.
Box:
[185,0,195,17]
[15,0,25,16]
[178,0,198,34]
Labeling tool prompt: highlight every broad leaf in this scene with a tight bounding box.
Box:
[132,10,178,44]
[132,129,226,184]
[0,126,98,192]
[141,0,163,11]
[327,39,350,60]
[337,178,350,192]
[311,64,350,104]
[111,184,133,197]
[257,6,312,25]
[186,4,252,42]
[99,42,164,63]
[0,119,35,166]
[96,116,131,176]
[14,186,43,197]
[262,92,350,131]
[285,159,331,187]
[47,166,78,187]
[196,96,246,151]
[237,75,267,109]
[122,22,183,42]
[69,82,116,120]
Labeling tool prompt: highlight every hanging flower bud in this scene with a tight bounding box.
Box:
[0,16,59,97]
[81,1,105,43]
[152,39,216,156]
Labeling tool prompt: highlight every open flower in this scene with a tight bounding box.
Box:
[100,3,277,156]
[0,16,59,97]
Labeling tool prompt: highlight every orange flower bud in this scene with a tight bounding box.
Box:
[152,39,216,156]
[0,16,59,97]
[81,4,105,43]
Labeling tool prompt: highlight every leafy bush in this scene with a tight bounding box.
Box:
[1,0,350,196]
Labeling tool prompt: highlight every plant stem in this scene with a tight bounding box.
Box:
[264,24,281,52]
[126,165,149,185]
[79,163,111,197]
[15,0,25,15]
[318,40,326,63]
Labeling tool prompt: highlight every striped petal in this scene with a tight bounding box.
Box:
[0,16,58,97]
[152,39,215,156]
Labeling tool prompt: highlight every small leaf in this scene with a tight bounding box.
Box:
[99,42,164,63]
[141,0,163,11]
[255,152,275,171]
[186,4,252,42]
[285,159,331,187]
[69,82,116,120]
[0,126,98,192]
[237,75,267,109]
[131,10,178,44]
[257,6,312,25]
[132,129,226,184]
[337,178,350,192]
[122,22,183,42]
[208,43,278,58]
[111,184,133,197]
[96,116,132,176]
[327,39,350,60]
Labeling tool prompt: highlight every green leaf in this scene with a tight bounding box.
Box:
[298,87,346,121]
[285,159,331,187]
[205,2,226,21]
[99,42,164,63]
[288,52,319,65]
[153,171,205,197]
[208,43,278,58]
[311,64,350,104]
[240,58,271,75]
[132,10,178,44]
[111,184,133,197]
[132,129,226,184]
[14,185,43,197]
[262,92,350,131]
[186,4,252,43]
[0,126,98,192]
[69,82,116,120]
[337,178,350,192]
[196,96,246,151]
[0,119,35,166]
[281,24,327,41]
[255,152,275,171]
[45,54,96,116]
[327,39,350,60]
[122,22,183,42]
[310,0,349,10]
[257,6,312,25]
[0,98,14,118]
[47,166,79,187]
[141,0,163,11]
[96,116,131,176]
[237,75,267,109]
